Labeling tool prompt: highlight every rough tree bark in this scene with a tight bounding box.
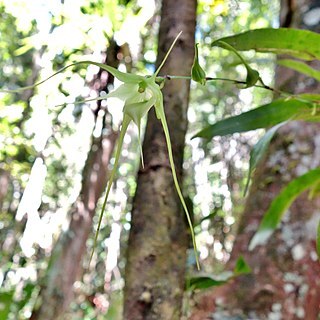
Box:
[123,0,197,319]
[191,1,320,319]
[30,40,122,320]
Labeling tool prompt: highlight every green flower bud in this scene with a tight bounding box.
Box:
[245,66,260,88]
[191,43,206,85]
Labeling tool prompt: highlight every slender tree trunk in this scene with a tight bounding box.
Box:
[30,40,122,320]
[123,1,197,319]
[191,1,320,319]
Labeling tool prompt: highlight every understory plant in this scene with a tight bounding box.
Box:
[2,27,320,273]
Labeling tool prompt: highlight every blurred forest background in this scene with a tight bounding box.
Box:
[1,0,319,319]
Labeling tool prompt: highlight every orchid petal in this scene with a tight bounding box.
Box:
[123,98,156,169]
[123,98,155,126]
[105,83,139,101]
[154,87,200,270]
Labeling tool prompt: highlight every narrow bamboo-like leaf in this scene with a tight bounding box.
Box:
[233,256,251,275]
[215,28,320,60]
[244,122,287,196]
[188,272,233,290]
[278,59,320,81]
[309,180,320,199]
[188,256,251,290]
[193,99,319,140]
[296,93,320,103]
[249,168,320,250]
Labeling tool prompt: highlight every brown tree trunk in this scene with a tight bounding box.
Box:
[123,0,197,319]
[30,40,122,320]
[191,1,320,319]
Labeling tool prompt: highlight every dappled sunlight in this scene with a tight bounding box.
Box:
[16,158,47,256]
[3,0,317,319]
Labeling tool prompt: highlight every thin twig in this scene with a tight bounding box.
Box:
[161,74,291,98]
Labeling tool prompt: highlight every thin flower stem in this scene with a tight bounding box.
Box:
[161,75,291,98]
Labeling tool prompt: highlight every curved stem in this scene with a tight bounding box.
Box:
[163,75,292,98]
[1,60,141,93]
[54,96,107,108]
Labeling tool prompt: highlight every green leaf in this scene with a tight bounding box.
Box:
[188,272,233,290]
[296,93,320,102]
[309,180,320,199]
[193,98,320,140]
[16,283,36,311]
[244,122,287,196]
[191,43,206,85]
[215,28,320,60]
[188,256,251,290]
[278,59,320,81]
[233,256,251,275]
[0,290,14,319]
[249,168,320,250]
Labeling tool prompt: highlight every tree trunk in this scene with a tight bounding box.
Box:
[31,40,121,320]
[191,1,320,319]
[123,1,197,319]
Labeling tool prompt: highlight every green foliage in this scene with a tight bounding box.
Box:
[91,32,200,269]
[188,256,251,290]
[0,290,14,319]
[1,32,200,270]
[244,122,286,195]
[193,98,319,140]
[277,59,320,81]
[194,27,320,267]
[0,5,36,90]
[1,1,319,312]
[215,28,320,60]
[233,255,251,275]
[188,273,231,290]
[249,168,320,250]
